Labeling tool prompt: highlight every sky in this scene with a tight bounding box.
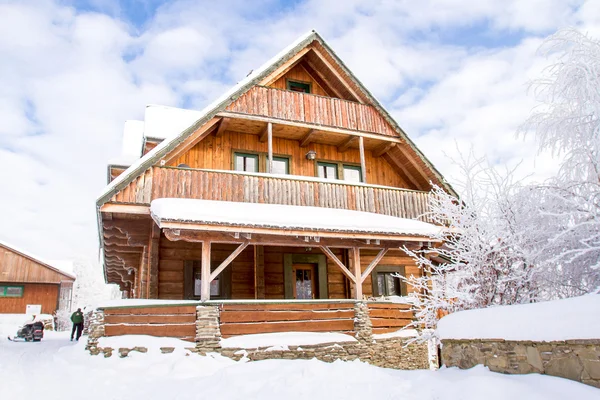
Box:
[1,0,599,262]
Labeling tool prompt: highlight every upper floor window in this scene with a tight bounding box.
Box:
[287,80,311,94]
[272,156,290,175]
[317,161,363,182]
[317,162,338,180]
[234,152,259,172]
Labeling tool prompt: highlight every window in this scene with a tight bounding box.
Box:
[343,165,363,183]
[287,80,311,94]
[317,162,338,180]
[272,156,290,175]
[184,260,230,300]
[0,285,24,297]
[234,152,259,172]
[371,266,406,297]
[194,270,221,297]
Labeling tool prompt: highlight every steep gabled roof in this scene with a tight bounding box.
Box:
[97,30,454,208]
[0,240,76,283]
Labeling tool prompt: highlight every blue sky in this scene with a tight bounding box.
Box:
[0,0,599,262]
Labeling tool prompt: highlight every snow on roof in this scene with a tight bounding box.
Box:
[150,198,441,237]
[437,294,600,341]
[97,30,317,205]
[0,239,76,280]
[122,120,145,157]
[143,105,205,140]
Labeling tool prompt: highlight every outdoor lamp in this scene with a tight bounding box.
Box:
[305,150,317,160]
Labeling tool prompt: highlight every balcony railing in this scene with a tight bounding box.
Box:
[112,167,433,222]
[225,86,397,137]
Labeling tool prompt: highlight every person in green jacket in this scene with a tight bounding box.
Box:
[70,308,84,341]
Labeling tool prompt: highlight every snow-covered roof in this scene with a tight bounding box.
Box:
[437,294,600,341]
[150,198,441,237]
[144,104,205,140]
[122,120,145,157]
[0,239,76,280]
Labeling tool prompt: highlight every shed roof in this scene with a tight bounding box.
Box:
[0,240,76,283]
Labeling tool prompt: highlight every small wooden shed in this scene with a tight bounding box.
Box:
[0,241,75,314]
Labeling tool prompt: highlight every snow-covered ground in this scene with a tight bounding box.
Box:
[1,330,598,399]
[437,294,600,341]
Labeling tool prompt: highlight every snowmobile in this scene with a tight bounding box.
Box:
[8,320,44,342]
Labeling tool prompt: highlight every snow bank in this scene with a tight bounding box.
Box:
[221,332,358,349]
[151,198,441,237]
[97,335,194,351]
[437,294,600,341]
[373,329,419,340]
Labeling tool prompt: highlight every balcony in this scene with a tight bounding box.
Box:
[111,167,433,222]
[225,86,397,138]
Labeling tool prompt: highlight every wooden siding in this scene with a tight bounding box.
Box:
[103,305,197,341]
[111,167,431,222]
[219,302,355,337]
[174,131,408,188]
[0,244,75,284]
[0,283,59,314]
[225,86,397,137]
[367,303,415,334]
[270,64,331,97]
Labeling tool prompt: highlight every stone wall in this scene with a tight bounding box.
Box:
[441,339,600,388]
[85,302,430,370]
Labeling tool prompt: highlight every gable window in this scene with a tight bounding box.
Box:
[371,266,407,297]
[234,152,259,172]
[342,165,363,183]
[287,80,311,94]
[0,285,24,297]
[317,162,338,180]
[272,156,290,175]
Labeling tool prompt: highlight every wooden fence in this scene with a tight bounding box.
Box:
[219,302,355,338]
[111,167,432,222]
[367,303,414,334]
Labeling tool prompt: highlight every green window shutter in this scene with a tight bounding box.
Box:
[317,255,328,299]
[283,254,294,299]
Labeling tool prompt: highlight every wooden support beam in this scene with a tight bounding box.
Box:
[215,118,229,137]
[100,204,150,215]
[259,124,269,142]
[393,145,431,187]
[320,246,356,283]
[301,60,345,99]
[299,129,316,147]
[254,245,265,299]
[209,242,249,281]
[360,248,389,283]
[373,142,396,157]
[351,247,362,300]
[147,223,160,298]
[267,122,273,173]
[338,136,356,152]
[310,47,363,103]
[201,241,211,301]
[359,136,367,183]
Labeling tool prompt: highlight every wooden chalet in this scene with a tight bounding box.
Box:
[0,241,75,314]
[97,31,453,339]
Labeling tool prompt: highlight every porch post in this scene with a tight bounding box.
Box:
[351,247,363,300]
[359,136,367,183]
[267,122,273,173]
[201,241,211,301]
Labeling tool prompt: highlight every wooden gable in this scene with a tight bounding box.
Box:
[0,243,75,284]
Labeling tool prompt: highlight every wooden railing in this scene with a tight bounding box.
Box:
[225,86,397,137]
[112,167,433,222]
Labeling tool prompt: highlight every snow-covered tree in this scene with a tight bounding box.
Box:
[519,28,600,296]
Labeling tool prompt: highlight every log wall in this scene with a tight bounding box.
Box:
[358,249,422,297]
[270,64,330,97]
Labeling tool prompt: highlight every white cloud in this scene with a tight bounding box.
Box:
[0,0,598,262]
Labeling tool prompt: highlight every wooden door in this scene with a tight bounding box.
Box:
[292,264,317,299]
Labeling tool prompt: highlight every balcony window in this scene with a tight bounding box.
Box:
[343,165,363,183]
[317,162,338,180]
[287,79,311,94]
[272,156,290,175]
[234,152,259,172]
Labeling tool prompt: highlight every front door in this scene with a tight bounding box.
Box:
[292,264,317,299]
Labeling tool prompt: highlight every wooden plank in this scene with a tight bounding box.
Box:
[220,319,354,336]
[220,310,354,323]
[209,242,249,281]
[373,142,396,157]
[103,306,197,315]
[201,241,211,301]
[370,318,413,328]
[337,136,356,152]
[319,246,356,283]
[368,309,413,319]
[104,324,196,337]
[104,314,196,324]
[267,122,273,173]
[359,136,367,183]
[220,303,354,311]
[299,129,316,147]
[351,247,362,300]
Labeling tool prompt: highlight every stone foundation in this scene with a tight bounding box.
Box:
[441,339,600,388]
[86,310,105,356]
[195,305,221,354]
